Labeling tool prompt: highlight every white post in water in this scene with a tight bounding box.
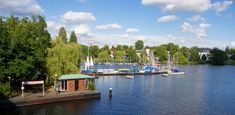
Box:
[109,88,112,98]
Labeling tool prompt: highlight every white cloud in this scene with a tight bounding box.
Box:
[141,0,212,12]
[62,11,96,24]
[0,0,43,15]
[74,24,90,34]
[212,1,233,13]
[77,33,228,49]
[181,22,211,39]
[126,28,140,33]
[96,23,122,30]
[181,22,194,33]
[46,21,64,30]
[157,15,178,23]
[199,23,211,28]
[231,41,235,47]
[187,15,205,22]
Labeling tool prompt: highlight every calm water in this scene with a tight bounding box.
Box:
[12,65,235,114]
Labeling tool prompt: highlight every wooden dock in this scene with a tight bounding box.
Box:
[94,71,167,76]
[0,91,100,108]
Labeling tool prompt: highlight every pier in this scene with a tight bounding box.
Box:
[0,91,101,108]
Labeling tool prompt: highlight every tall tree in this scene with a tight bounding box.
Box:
[135,40,144,50]
[0,15,51,85]
[69,31,77,43]
[225,46,230,54]
[209,48,228,65]
[58,26,67,43]
[46,37,81,83]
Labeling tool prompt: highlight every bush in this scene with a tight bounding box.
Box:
[88,82,95,91]
[0,82,11,99]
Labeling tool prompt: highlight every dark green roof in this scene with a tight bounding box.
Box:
[59,74,94,80]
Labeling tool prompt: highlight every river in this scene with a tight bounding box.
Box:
[13,65,235,114]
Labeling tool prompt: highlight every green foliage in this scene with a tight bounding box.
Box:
[230,54,235,61]
[58,26,67,43]
[209,48,228,65]
[0,83,10,99]
[135,40,144,50]
[201,54,207,61]
[189,46,200,62]
[174,52,188,64]
[69,31,77,43]
[230,48,235,55]
[98,50,110,62]
[46,37,81,83]
[114,50,125,62]
[126,46,139,62]
[225,46,230,54]
[153,46,167,62]
[0,15,50,84]
[88,82,95,90]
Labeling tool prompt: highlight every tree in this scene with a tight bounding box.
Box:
[126,46,139,62]
[114,50,125,62]
[46,37,81,83]
[225,46,230,54]
[135,40,144,50]
[0,15,51,85]
[153,46,167,62]
[230,54,235,61]
[201,54,207,61]
[58,26,67,43]
[209,48,228,65]
[98,50,110,62]
[189,46,200,62]
[69,31,77,43]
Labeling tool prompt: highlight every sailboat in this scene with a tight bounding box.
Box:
[81,43,95,74]
[162,51,185,76]
[167,52,185,75]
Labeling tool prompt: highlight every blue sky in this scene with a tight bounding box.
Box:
[0,0,235,48]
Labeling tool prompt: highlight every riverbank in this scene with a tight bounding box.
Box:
[0,90,100,108]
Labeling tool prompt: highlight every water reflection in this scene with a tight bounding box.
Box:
[15,65,235,114]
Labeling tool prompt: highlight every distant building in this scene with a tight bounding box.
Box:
[110,45,116,58]
[58,74,94,92]
[198,48,211,61]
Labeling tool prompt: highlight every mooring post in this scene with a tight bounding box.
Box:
[109,88,112,98]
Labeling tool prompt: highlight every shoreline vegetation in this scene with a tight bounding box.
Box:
[0,15,235,98]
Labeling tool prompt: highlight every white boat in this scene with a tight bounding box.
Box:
[166,51,185,75]
[162,74,169,77]
[125,75,134,79]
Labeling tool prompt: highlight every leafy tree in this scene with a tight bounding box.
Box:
[201,54,207,61]
[46,37,81,83]
[225,46,230,54]
[100,45,109,52]
[162,43,179,56]
[58,26,67,43]
[126,46,139,62]
[135,40,144,50]
[69,31,77,43]
[230,54,235,61]
[180,47,190,59]
[114,50,125,62]
[0,15,50,86]
[153,46,167,62]
[90,45,99,58]
[98,50,110,62]
[230,48,235,55]
[189,46,200,62]
[209,48,228,65]
[174,52,188,64]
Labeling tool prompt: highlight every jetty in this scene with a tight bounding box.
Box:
[0,91,100,108]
